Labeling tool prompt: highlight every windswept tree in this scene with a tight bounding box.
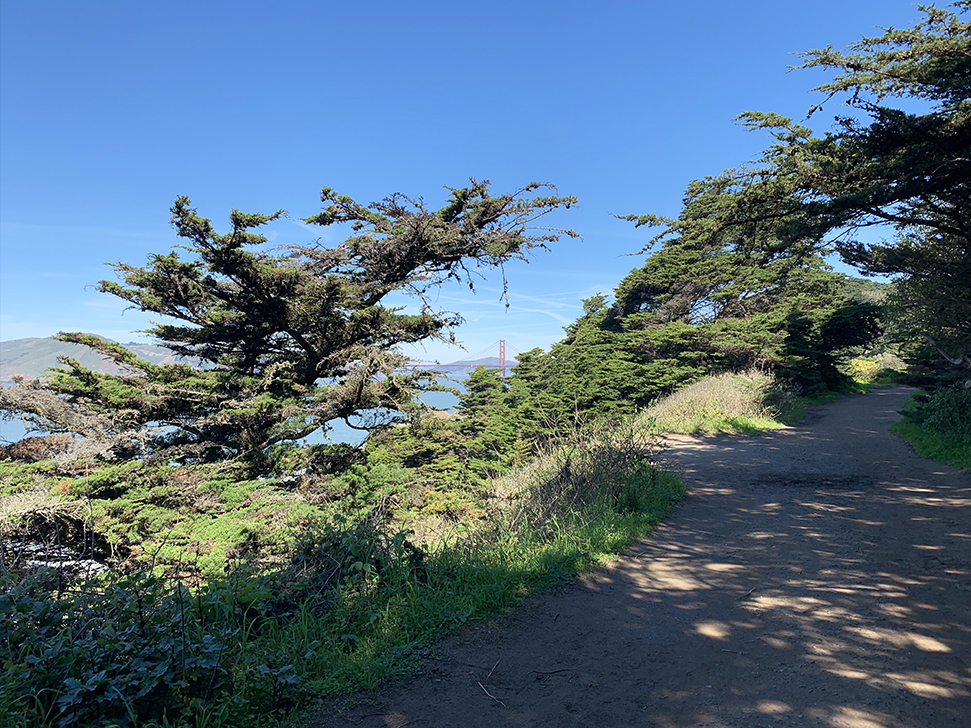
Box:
[873,229,971,370]
[613,171,882,393]
[636,2,970,371]
[0,181,577,463]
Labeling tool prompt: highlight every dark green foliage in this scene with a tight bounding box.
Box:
[286,515,425,600]
[322,461,411,517]
[494,179,878,424]
[605,166,880,398]
[893,386,971,471]
[922,385,971,439]
[0,182,577,464]
[788,2,971,243]
[903,383,971,440]
[738,4,969,373]
[780,301,884,391]
[2,570,241,727]
[1,440,682,728]
[0,515,425,728]
[817,302,884,353]
[335,366,545,512]
[604,3,969,383]
[459,366,525,461]
[5,7,968,723]
[519,2,971,414]
[874,229,971,374]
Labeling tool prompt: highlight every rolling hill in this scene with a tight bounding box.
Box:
[0,337,517,382]
[0,336,186,381]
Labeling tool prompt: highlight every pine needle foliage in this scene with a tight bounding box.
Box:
[0,181,577,464]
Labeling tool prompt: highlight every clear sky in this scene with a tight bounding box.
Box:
[0,0,924,364]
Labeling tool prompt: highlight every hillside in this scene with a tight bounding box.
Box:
[0,337,516,383]
[430,355,516,374]
[0,336,187,381]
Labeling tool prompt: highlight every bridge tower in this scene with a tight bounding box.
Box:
[499,339,506,377]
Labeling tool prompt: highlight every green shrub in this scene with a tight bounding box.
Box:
[1,570,243,728]
[844,354,904,385]
[489,419,677,535]
[283,515,424,604]
[0,514,423,728]
[920,383,971,439]
[0,415,685,728]
[891,388,971,471]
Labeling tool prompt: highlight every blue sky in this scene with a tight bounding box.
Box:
[0,0,924,363]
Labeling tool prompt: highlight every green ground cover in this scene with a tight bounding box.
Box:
[1,416,684,728]
[891,388,971,472]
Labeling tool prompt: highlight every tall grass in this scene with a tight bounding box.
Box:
[491,420,669,532]
[635,369,795,435]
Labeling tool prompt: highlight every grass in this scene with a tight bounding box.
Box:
[286,421,687,701]
[891,390,971,471]
[635,369,794,435]
[265,471,683,705]
[0,357,943,727]
[1,416,684,728]
[0,458,321,581]
[632,365,906,437]
[647,368,971,473]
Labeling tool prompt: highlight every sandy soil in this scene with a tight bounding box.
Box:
[309,386,971,728]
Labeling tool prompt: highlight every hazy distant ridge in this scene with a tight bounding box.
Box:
[0,338,516,381]
[446,356,515,367]
[0,337,185,381]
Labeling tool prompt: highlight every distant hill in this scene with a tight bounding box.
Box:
[0,336,186,381]
[421,356,517,375]
[449,356,514,368]
[842,275,893,303]
[0,338,516,382]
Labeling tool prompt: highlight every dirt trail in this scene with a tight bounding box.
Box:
[311,386,971,728]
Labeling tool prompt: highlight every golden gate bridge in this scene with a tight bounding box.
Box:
[412,340,519,376]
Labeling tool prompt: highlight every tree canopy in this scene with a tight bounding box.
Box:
[0,181,577,463]
[2,4,966,483]
[492,204,878,431]
[630,1,970,371]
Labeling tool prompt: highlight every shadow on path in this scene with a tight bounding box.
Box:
[312,386,971,728]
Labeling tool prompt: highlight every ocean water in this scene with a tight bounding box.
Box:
[0,417,30,444]
[0,386,462,447]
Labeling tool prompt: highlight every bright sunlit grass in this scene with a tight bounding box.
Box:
[635,369,793,435]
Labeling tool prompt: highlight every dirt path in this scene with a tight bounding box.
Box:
[311,386,971,727]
